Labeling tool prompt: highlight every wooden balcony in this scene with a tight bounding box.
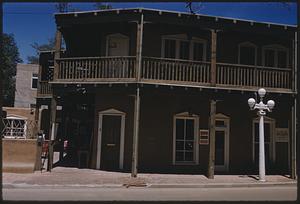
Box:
[37,81,52,97]
[47,56,293,93]
[56,56,136,82]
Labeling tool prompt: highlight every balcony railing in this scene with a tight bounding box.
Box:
[42,56,293,92]
[141,57,211,85]
[37,81,52,96]
[57,56,136,82]
[216,63,292,90]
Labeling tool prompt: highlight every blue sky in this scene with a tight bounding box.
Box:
[3,2,297,63]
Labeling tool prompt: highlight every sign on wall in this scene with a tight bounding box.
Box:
[199,129,209,145]
[275,128,289,142]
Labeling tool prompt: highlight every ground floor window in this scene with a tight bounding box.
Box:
[252,117,275,167]
[2,117,27,138]
[173,113,199,164]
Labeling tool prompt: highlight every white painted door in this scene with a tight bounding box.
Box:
[106,34,129,56]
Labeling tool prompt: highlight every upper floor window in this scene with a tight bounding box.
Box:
[238,42,257,65]
[262,45,289,68]
[31,73,38,89]
[162,34,207,61]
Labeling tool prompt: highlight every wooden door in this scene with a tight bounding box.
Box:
[100,115,121,171]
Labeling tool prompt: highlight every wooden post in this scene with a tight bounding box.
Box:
[54,28,62,81]
[208,99,216,179]
[47,96,57,171]
[131,87,140,177]
[135,14,144,82]
[210,29,217,86]
[291,97,297,179]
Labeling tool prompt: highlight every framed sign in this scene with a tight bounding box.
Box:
[275,128,289,142]
[199,129,209,145]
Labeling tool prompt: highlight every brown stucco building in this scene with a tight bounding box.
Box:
[36,8,297,177]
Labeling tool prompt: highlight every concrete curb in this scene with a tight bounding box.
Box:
[3,182,296,189]
[148,182,297,188]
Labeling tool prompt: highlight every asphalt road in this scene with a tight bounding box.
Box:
[3,186,297,201]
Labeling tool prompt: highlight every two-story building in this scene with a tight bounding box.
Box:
[36,8,297,178]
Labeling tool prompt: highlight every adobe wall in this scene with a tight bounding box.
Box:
[2,139,38,173]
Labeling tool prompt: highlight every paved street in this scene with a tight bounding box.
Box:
[3,186,296,201]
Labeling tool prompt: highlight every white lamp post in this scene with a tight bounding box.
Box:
[248,88,275,182]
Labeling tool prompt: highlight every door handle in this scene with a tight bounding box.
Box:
[106,143,116,147]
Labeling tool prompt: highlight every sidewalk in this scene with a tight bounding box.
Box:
[3,167,296,188]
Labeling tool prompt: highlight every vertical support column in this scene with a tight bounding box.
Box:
[208,99,216,179]
[210,29,217,86]
[291,97,297,179]
[47,96,57,171]
[54,28,62,81]
[131,87,140,177]
[135,14,144,82]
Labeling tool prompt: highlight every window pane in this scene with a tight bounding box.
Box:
[179,41,189,60]
[185,152,194,161]
[32,78,38,89]
[240,46,255,65]
[185,141,194,151]
[176,151,184,162]
[265,49,275,67]
[164,39,176,58]
[176,119,184,140]
[193,42,204,61]
[185,119,194,140]
[176,141,184,151]
[278,50,287,68]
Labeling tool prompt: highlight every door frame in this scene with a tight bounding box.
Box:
[215,113,230,172]
[97,108,126,170]
[252,116,276,163]
[106,33,129,56]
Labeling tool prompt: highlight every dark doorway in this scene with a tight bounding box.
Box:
[100,115,121,171]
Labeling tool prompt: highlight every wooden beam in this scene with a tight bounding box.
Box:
[47,96,57,171]
[135,14,144,82]
[131,87,141,177]
[53,28,62,81]
[208,99,216,179]
[210,30,217,86]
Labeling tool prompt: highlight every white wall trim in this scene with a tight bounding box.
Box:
[97,108,126,170]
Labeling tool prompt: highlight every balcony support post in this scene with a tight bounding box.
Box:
[131,87,141,177]
[210,29,217,86]
[208,99,216,179]
[54,28,62,80]
[135,14,144,82]
[47,96,57,172]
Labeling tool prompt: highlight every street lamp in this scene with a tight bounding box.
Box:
[248,88,275,182]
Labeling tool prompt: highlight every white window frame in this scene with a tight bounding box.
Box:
[161,34,207,61]
[238,41,258,65]
[262,44,289,68]
[252,116,276,163]
[173,112,199,165]
[31,74,38,90]
[2,115,27,139]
